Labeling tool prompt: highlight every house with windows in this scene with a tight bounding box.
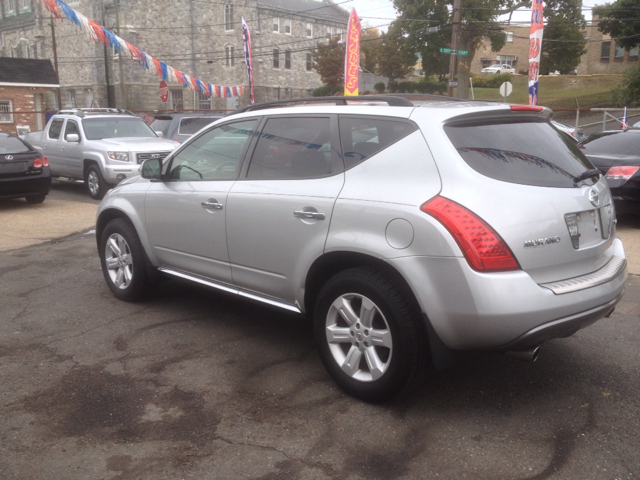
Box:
[469,19,639,76]
[0,0,348,111]
[0,57,59,136]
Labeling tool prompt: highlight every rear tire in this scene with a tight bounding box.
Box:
[314,266,427,403]
[86,164,107,200]
[25,194,46,204]
[99,218,153,301]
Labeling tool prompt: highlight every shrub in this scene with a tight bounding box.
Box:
[312,84,342,97]
[373,82,386,93]
[471,73,513,88]
[398,81,418,93]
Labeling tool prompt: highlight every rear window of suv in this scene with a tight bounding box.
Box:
[179,117,220,135]
[444,117,595,188]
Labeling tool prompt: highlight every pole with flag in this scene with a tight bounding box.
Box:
[242,17,255,104]
[344,8,361,96]
[621,107,628,129]
[528,0,544,105]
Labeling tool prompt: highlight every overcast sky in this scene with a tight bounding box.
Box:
[343,0,604,32]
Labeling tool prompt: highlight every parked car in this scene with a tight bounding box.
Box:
[135,112,155,125]
[578,129,640,215]
[481,64,515,74]
[150,112,224,143]
[25,108,177,199]
[0,133,51,203]
[96,95,627,402]
[551,120,585,141]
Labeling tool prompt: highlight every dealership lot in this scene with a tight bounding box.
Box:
[0,183,639,479]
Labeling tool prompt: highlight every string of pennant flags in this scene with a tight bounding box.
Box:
[40,0,244,98]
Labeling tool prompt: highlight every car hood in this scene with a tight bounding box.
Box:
[92,137,177,151]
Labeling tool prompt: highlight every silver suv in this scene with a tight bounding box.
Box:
[95,96,628,402]
[25,109,177,199]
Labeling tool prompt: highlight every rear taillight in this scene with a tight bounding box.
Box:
[421,196,520,272]
[510,105,544,112]
[606,166,638,181]
[33,157,49,168]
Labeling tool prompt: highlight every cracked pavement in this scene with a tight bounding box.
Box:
[0,188,639,479]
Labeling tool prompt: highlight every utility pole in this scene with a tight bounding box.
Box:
[101,2,114,108]
[447,0,462,97]
[115,0,126,109]
[49,15,62,109]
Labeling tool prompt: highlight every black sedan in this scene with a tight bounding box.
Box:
[0,133,51,203]
[579,129,640,215]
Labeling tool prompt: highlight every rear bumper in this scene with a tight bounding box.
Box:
[0,174,52,198]
[389,237,628,350]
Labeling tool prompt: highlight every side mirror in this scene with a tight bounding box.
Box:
[66,133,80,142]
[155,131,164,138]
[141,158,163,180]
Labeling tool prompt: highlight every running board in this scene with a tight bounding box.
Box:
[158,267,302,314]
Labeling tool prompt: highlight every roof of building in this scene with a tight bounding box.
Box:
[258,0,349,22]
[0,57,59,86]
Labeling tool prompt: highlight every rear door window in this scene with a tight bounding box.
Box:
[339,116,417,169]
[48,119,64,139]
[444,117,595,188]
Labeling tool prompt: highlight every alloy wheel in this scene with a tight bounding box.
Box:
[104,233,133,289]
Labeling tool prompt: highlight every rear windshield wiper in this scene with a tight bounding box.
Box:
[573,169,601,184]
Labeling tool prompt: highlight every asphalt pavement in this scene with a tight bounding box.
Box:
[0,181,639,479]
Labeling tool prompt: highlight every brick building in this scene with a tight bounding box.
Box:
[469,20,640,76]
[0,57,59,136]
[0,0,348,112]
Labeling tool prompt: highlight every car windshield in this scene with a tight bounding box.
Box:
[0,136,31,154]
[581,132,640,156]
[445,117,595,188]
[82,117,157,140]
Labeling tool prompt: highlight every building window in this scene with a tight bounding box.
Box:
[7,0,16,13]
[285,50,291,69]
[68,89,76,108]
[224,2,233,31]
[306,52,312,71]
[20,0,29,10]
[273,17,280,33]
[306,22,313,38]
[614,42,624,61]
[336,28,343,43]
[629,46,639,61]
[226,45,235,66]
[284,19,291,35]
[601,41,611,62]
[505,31,513,42]
[170,89,183,110]
[0,100,13,123]
[273,48,279,68]
[326,25,332,39]
[198,92,211,110]
[273,87,280,100]
[497,55,517,66]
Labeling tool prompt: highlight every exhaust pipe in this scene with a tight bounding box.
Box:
[506,346,540,363]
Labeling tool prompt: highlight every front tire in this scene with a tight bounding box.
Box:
[86,164,107,200]
[99,218,153,301]
[314,267,427,403]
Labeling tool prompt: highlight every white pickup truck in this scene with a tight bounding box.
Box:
[25,108,178,199]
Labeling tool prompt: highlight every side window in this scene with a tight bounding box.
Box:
[247,117,332,180]
[168,119,257,181]
[339,116,418,169]
[48,119,64,139]
[64,120,80,140]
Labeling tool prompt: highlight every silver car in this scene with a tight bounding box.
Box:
[95,96,627,402]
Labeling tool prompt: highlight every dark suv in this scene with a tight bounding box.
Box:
[150,112,224,143]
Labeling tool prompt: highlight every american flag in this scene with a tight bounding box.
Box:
[621,107,628,129]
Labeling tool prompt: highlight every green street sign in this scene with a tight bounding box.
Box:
[439,48,469,56]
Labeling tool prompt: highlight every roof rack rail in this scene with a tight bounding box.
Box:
[55,107,136,118]
[229,95,415,115]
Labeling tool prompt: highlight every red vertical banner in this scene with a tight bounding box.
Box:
[528,0,544,105]
[344,9,361,96]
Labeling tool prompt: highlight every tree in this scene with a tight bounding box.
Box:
[540,0,588,74]
[594,0,640,50]
[360,26,384,73]
[391,0,528,99]
[612,63,640,106]
[310,37,345,86]
[375,33,416,86]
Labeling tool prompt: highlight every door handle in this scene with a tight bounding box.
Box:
[294,210,325,220]
[201,200,223,210]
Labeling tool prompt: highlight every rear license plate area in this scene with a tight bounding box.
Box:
[564,208,604,249]
[0,162,27,174]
